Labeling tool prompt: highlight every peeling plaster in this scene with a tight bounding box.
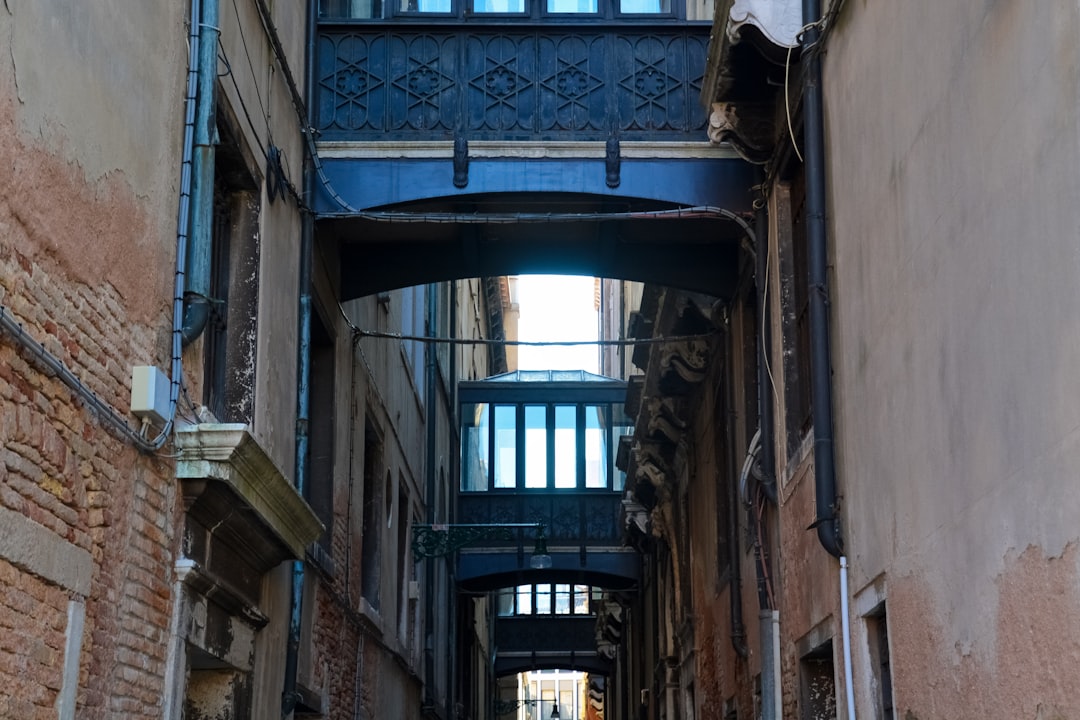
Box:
[888,543,1080,719]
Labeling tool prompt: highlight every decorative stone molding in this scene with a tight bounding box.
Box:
[708,102,776,164]
[621,493,651,536]
[659,338,709,386]
[644,396,687,444]
[634,440,672,490]
[728,0,802,48]
[176,424,324,610]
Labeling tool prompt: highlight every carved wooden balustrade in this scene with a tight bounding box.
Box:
[315,26,711,141]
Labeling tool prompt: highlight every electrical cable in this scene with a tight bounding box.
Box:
[352,328,718,347]
[318,205,751,224]
[760,211,778,401]
[0,305,160,453]
[231,0,272,143]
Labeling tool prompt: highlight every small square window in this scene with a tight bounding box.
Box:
[472,0,526,12]
[618,0,670,12]
[399,0,452,12]
[547,0,598,13]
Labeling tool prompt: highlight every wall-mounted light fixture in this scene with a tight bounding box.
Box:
[412,522,551,569]
[493,698,562,719]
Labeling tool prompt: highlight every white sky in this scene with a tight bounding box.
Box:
[514,275,598,373]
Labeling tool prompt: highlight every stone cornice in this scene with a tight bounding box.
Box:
[176,424,324,560]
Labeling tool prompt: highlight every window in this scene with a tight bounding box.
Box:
[618,0,669,12]
[799,641,837,720]
[462,403,490,491]
[361,421,383,610]
[305,309,336,561]
[553,405,577,488]
[203,124,259,424]
[321,0,710,18]
[459,398,629,491]
[400,0,452,12]
[547,0,598,12]
[611,404,632,491]
[320,0,384,18]
[867,606,895,720]
[400,284,427,407]
[524,405,547,488]
[471,0,527,13]
[777,171,812,462]
[494,405,518,488]
[584,405,606,488]
[396,480,411,640]
[499,585,597,615]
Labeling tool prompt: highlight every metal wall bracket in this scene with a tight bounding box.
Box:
[453,135,469,188]
[605,135,621,188]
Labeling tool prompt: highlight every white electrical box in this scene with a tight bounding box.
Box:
[130,365,171,426]
[408,580,420,600]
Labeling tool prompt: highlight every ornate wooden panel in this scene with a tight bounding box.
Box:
[317,28,710,140]
[458,492,623,546]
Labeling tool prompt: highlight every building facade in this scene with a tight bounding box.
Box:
[6,0,1080,719]
[0,3,502,718]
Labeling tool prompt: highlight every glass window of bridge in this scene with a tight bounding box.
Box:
[461,403,489,491]
[524,404,548,488]
[462,401,632,490]
[535,583,552,614]
[584,405,605,488]
[611,402,632,491]
[617,0,670,12]
[501,584,596,615]
[494,404,517,488]
[471,0,527,13]
[321,0,708,17]
[554,405,577,488]
[546,0,599,13]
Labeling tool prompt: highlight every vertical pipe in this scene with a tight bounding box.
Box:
[839,557,857,720]
[772,610,782,718]
[423,283,438,714]
[754,194,777,503]
[801,0,843,557]
[724,328,748,659]
[283,2,319,716]
[757,610,779,720]
[182,0,219,346]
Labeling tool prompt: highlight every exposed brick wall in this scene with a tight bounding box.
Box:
[0,557,69,718]
[2,232,179,718]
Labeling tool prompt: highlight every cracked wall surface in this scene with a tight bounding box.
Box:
[821,0,1080,717]
[1,3,186,717]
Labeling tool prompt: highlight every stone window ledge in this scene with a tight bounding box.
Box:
[176,424,324,577]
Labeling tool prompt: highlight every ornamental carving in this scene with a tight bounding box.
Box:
[316,29,710,140]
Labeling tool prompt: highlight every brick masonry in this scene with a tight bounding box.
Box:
[1,203,180,719]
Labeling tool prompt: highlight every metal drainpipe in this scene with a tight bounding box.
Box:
[754,193,778,505]
[802,0,843,558]
[723,329,748,660]
[181,0,219,347]
[423,283,438,716]
[282,2,319,717]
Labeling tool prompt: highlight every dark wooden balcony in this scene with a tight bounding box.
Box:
[315,25,711,142]
[455,371,640,591]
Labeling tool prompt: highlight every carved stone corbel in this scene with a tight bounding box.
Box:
[644,396,687,443]
[659,339,709,386]
[709,102,775,164]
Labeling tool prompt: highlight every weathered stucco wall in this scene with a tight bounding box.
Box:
[1,2,187,717]
[824,1,1080,717]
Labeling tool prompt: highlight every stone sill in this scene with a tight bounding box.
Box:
[176,424,324,562]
